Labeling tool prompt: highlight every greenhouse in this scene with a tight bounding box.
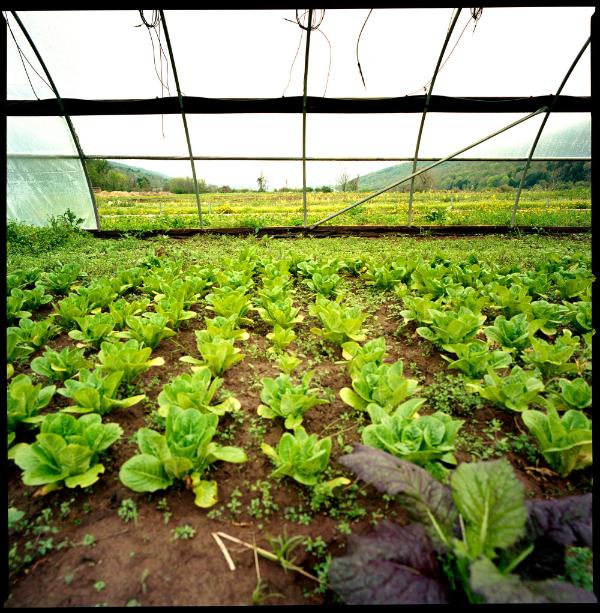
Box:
[5,7,594,607]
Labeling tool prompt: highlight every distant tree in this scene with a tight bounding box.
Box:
[136,176,151,191]
[347,175,360,191]
[336,171,350,192]
[257,172,268,192]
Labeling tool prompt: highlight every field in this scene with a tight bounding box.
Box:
[5,227,594,606]
[95,188,592,230]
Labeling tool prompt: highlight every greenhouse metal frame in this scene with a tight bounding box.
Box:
[5,8,593,235]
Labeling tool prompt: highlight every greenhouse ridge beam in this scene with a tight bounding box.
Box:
[6,95,591,116]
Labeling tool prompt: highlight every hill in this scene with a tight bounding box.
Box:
[86,159,170,191]
[357,120,590,192]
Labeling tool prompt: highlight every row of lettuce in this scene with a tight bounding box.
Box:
[6,243,594,603]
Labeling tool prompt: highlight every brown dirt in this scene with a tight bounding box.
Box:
[5,277,592,607]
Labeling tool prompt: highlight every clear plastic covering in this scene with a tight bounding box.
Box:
[7,117,97,229]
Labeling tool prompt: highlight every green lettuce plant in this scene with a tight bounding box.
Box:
[68,312,118,348]
[96,339,165,385]
[254,296,303,329]
[484,313,538,353]
[120,313,176,349]
[261,426,349,488]
[157,366,240,418]
[362,259,411,290]
[441,286,489,314]
[361,398,463,474]
[467,366,545,412]
[398,295,444,326]
[548,377,592,411]
[181,336,244,376]
[416,307,486,352]
[522,405,592,477]
[6,328,35,365]
[205,287,253,324]
[7,289,31,322]
[562,301,592,333]
[340,360,421,413]
[20,285,53,312]
[441,341,512,380]
[7,374,57,443]
[76,278,119,310]
[257,371,328,429]
[9,413,122,493]
[53,293,93,330]
[119,407,247,508]
[525,300,569,336]
[341,336,387,379]
[486,282,532,318]
[108,297,151,330]
[197,314,250,343]
[154,296,197,330]
[266,325,296,351]
[30,346,93,383]
[409,263,457,298]
[42,263,84,295]
[274,352,302,375]
[303,272,341,298]
[521,330,579,379]
[551,270,593,301]
[7,317,61,350]
[309,295,367,345]
[58,368,146,415]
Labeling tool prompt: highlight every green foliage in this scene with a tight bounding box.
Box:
[525,299,569,336]
[96,339,164,385]
[441,341,512,380]
[341,337,387,380]
[362,258,412,290]
[484,313,538,353]
[340,360,421,413]
[467,365,545,412]
[361,399,463,473]
[30,346,93,383]
[521,330,579,379]
[76,278,120,310]
[7,317,61,350]
[157,366,240,418]
[309,295,367,345]
[119,406,247,508]
[486,282,532,318]
[416,307,486,352]
[58,368,146,415]
[562,300,592,333]
[108,297,151,331]
[120,313,176,349]
[154,296,197,330]
[6,289,32,323]
[303,272,341,298]
[6,328,35,364]
[255,296,303,329]
[398,294,444,326]
[7,374,57,438]
[20,285,53,312]
[205,287,253,324]
[522,405,592,476]
[9,413,122,491]
[181,336,244,376]
[266,325,296,351]
[261,426,335,486]
[257,371,328,429]
[41,263,84,295]
[196,314,250,343]
[549,377,592,411]
[53,293,93,330]
[68,313,117,349]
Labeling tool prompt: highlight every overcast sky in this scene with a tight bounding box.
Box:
[6,8,593,188]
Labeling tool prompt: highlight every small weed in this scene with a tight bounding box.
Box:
[171,524,196,541]
[118,499,139,524]
[267,528,306,571]
[64,572,75,586]
[226,488,243,516]
[81,534,96,547]
[425,372,483,416]
[93,580,106,592]
[560,547,593,592]
[247,480,279,519]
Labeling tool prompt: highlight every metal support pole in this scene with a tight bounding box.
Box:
[309,107,547,229]
[159,10,203,227]
[301,9,314,227]
[510,36,591,227]
[10,11,101,229]
[407,8,462,226]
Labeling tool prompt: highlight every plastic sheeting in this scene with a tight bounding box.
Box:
[7,116,97,229]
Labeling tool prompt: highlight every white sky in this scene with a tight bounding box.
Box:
[6,8,593,188]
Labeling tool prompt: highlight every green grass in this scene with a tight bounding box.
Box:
[95,188,591,230]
